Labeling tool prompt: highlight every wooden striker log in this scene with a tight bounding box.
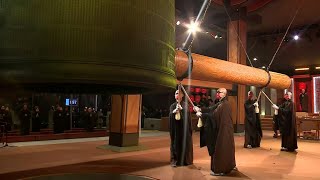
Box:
[175,51,291,89]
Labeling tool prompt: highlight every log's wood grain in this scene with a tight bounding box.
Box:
[175,50,291,89]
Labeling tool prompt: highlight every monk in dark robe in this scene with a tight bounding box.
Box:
[198,93,220,149]
[299,89,308,112]
[272,91,298,152]
[53,106,64,134]
[63,107,71,131]
[85,107,95,132]
[169,89,193,167]
[32,106,41,132]
[195,99,221,157]
[244,91,262,148]
[19,104,31,135]
[196,88,236,176]
[273,98,284,138]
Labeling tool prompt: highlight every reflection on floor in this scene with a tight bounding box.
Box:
[0,130,320,180]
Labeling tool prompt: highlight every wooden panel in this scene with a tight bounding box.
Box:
[228,96,238,125]
[237,85,246,124]
[110,95,124,133]
[239,19,247,65]
[227,21,239,64]
[125,95,141,133]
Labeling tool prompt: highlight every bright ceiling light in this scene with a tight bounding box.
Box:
[176,21,180,26]
[186,21,200,33]
[253,57,258,61]
[295,67,309,71]
[294,35,299,40]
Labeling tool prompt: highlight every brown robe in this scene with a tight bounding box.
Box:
[169,101,193,166]
[210,98,236,174]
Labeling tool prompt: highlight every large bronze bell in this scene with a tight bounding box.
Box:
[0,0,176,93]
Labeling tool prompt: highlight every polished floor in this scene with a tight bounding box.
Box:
[0,130,320,180]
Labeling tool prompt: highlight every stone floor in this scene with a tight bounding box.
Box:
[0,130,320,180]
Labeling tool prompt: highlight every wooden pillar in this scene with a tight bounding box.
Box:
[109,94,142,147]
[227,7,247,132]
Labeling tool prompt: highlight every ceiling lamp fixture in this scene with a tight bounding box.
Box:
[295,67,309,71]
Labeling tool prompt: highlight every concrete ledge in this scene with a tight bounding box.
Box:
[97,144,147,153]
[144,118,161,130]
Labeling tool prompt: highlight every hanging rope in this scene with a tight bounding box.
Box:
[177,0,212,81]
[261,91,274,105]
[267,0,304,71]
[179,83,203,127]
[220,0,304,110]
[221,3,254,67]
[256,90,262,102]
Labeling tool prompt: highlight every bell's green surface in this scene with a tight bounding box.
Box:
[0,0,176,93]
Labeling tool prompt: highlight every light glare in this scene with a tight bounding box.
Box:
[186,22,200,33]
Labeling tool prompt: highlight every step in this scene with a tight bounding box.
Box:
[6,131,108,143]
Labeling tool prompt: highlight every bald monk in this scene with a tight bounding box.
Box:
[195,88,237,176]
[169,89,193,167]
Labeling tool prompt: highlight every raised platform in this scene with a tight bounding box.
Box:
[1,131,320,180]
[4,129,108,143]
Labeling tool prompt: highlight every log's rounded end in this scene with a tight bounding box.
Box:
[268,72,292,90]
[175,50,189,78]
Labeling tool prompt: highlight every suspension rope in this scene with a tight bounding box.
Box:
[180,83,196,107]
[267,0,304,71]
[221,3,254,67]
[177,0,212,81]
[261,90,274,105]
[182,0,212,51]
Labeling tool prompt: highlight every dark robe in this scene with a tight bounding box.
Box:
[278,99,298,151]
[244,99,262,148]
[200,101,221,150]
[273,114,280,134]
[4,110,12,131]
[299,93,308,112]
[81,111,88,128]
[199,121,207,148]
[0,109,11,132]
[64,110,71,130]
[19,109,31,135]
[85,112,95,132]
[32,111,41,132]
[210,98,236,174]
[0,110,4,122]
[273,98,284,135]
[53,110,64,134]
[169,101,193,166]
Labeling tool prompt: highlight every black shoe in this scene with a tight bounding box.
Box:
[273,134,278,138]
